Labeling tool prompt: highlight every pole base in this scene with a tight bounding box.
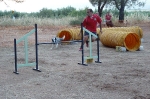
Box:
[13,71,19,74]
[78,63,88,66]
[33,68,41,72]
[95,61,102,63]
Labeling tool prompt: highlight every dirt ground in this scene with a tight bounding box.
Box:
[0,23,150,99]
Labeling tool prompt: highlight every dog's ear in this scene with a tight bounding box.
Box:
[52,37,57,43]
[52,38,54,42]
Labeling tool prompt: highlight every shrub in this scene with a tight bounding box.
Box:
[69,16,84,26]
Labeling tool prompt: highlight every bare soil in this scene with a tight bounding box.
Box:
[0,23,150,99]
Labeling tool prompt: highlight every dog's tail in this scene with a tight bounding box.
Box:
[62,35,65,40]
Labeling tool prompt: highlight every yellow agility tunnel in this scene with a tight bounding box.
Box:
[56,26,143,51]
[56,28,81,41]
[98,26,143,38]
[99,31,141,51]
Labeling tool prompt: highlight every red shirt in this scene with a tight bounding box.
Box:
[105,14,112,20]
[82,14,102,32]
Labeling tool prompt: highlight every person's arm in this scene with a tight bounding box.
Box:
[110,14,112,21]
[97,16,102,33]
[82,18,87,27]
[105,15,107,20]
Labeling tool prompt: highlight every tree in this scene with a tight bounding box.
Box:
[0,0,24,8]
[89,0,145,21]
[89,0,109,17]
[113,0,145,22]
[0,0,24,15]
[0,0,24,3]
[113,0,126,22]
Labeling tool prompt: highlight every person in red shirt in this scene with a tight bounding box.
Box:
[105,12,113,27]
[79,9,102,51]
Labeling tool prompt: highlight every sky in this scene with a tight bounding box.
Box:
[0,0,150,13]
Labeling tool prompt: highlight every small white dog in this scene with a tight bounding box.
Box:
[51,35,65,49]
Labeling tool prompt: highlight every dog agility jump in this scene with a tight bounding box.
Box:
[78,23,102,66]
[13,24,79,74]
[13,23,102,74]
[13,24,70,74]
[14,24,41,74]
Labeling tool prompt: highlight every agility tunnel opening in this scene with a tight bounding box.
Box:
[57,30,72,41]
[124,33,141,51]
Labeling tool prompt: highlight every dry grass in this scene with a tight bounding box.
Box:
[0,16,77,27]
[110,12,150,27]
[0,11,150,27]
